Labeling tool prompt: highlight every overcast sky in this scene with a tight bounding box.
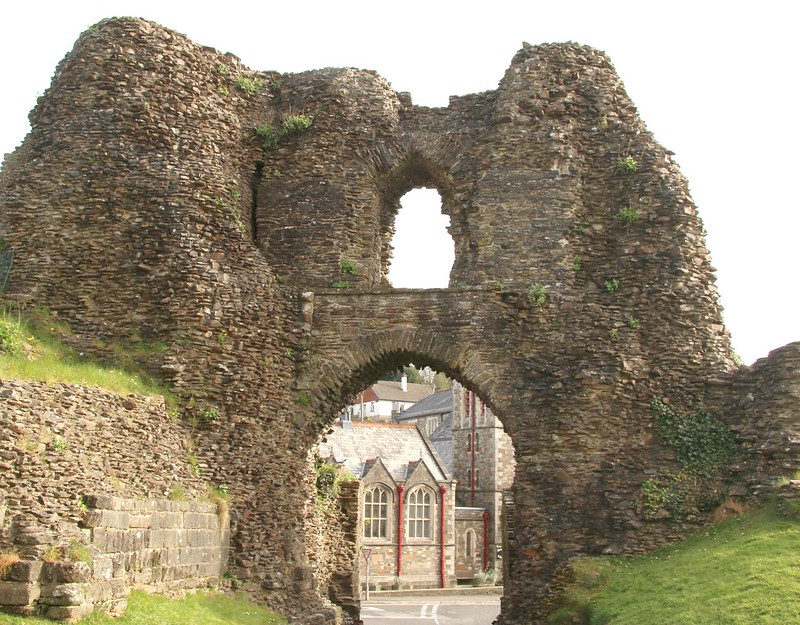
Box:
[1,1,797,364]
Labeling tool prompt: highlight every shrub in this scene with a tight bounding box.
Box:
[236,76,264,97]
[615,206,641,226]
[0,313,25,356]
[617,155,638,172]
[281,114,312,136]
[0,551,21,579]
[528,283,548,306]
[255,123,280,151]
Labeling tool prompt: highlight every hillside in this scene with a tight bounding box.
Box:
[549,500,800,624]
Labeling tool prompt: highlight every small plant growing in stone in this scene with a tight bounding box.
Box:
[268,79,282,94]
[52,436,68,453]
[236,76,264,97]
[281,114,312,136]
[615,206,641,226]
[42,545,63,563]
[0,551,21,579]
[617,155,638,172]
[597,115,609,132]
[332,280,351,290]
[284,348,295,358]
[187,453,201,477]
[604,278,620,293]
[169,484,188,501]
[609,328,619,340]
[66,540,93,566]
[571,256,582,271]
[297,392,311,406]
[201,406,221,422]
[216,85,230,97]
[216,63,230,75]
[339,259,357,276]
[528,283,548,307]
[75,495,88,517]
[627,315,641,329]
[224,570,243,589]
[255,123,280,151]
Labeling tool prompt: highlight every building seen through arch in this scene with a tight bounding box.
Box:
[321,377,514,589]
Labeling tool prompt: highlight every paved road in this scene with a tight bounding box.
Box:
[362,595,501,625]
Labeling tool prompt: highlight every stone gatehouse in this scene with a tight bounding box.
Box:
[1,16,799,625]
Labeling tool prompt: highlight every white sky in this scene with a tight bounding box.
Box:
[1,1,797,364]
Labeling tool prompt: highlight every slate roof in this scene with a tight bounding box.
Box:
[428,415,454,473]
[321,422,450,483]
[368,380,434,403]
[396,389,453,421]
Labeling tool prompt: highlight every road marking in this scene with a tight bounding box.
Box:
[431,604,440,625]
[420,604,429,617]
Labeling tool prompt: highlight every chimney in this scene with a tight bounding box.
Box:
[401,373,408,392]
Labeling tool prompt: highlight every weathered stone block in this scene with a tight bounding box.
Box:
[0,581,40,605]
[2,561,42,583]
[45,603,93,621]
[39,582,87,606]
[41,561,91,584]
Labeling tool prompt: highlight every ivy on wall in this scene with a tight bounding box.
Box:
[640,398,738,519]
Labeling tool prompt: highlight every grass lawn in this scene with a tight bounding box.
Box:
[0,591,287,625]
[550,502,800,625]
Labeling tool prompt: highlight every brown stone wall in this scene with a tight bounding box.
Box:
[1,16,797,625]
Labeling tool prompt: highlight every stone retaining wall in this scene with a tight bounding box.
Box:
[0,379,229,620]
[0,496,228,621]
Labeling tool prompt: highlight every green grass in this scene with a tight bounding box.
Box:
[0,590,287,625]
[549,502,800,624]
[0,308,174,402]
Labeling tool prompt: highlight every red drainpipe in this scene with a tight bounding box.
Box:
[482,511,490,572]
[439,484,447,588]
[396,484,404,578]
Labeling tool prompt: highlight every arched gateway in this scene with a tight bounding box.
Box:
[2,17,799,625]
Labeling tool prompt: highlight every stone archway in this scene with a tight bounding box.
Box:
[4,18,791,625]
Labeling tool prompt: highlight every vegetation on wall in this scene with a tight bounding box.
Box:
[314,454,356,505]
[254,114,313,152]
[639,398,738,518]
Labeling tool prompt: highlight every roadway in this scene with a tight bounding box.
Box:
[362,594,501,625]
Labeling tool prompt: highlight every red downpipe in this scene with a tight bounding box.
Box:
[439,485,447,588]
[482,511,490,572]
[396,484,404,578]
[470,392,476,506]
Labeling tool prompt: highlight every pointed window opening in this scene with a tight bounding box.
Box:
[387,188,454,288]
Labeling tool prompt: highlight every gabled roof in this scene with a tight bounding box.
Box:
[365,380,434,403]
[321,422,450,483]
[396,389,453,421]
[428,415,454,473]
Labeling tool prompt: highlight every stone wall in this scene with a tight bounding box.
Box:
[0,380,228,621]
[1,16,798,625]
[0,496,228,621]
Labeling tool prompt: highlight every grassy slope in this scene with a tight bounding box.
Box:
[0,307,173,401]
[0,591,287,625]
[551,503,800,625]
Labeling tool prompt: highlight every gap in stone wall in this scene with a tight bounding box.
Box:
[387,188,454,288]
